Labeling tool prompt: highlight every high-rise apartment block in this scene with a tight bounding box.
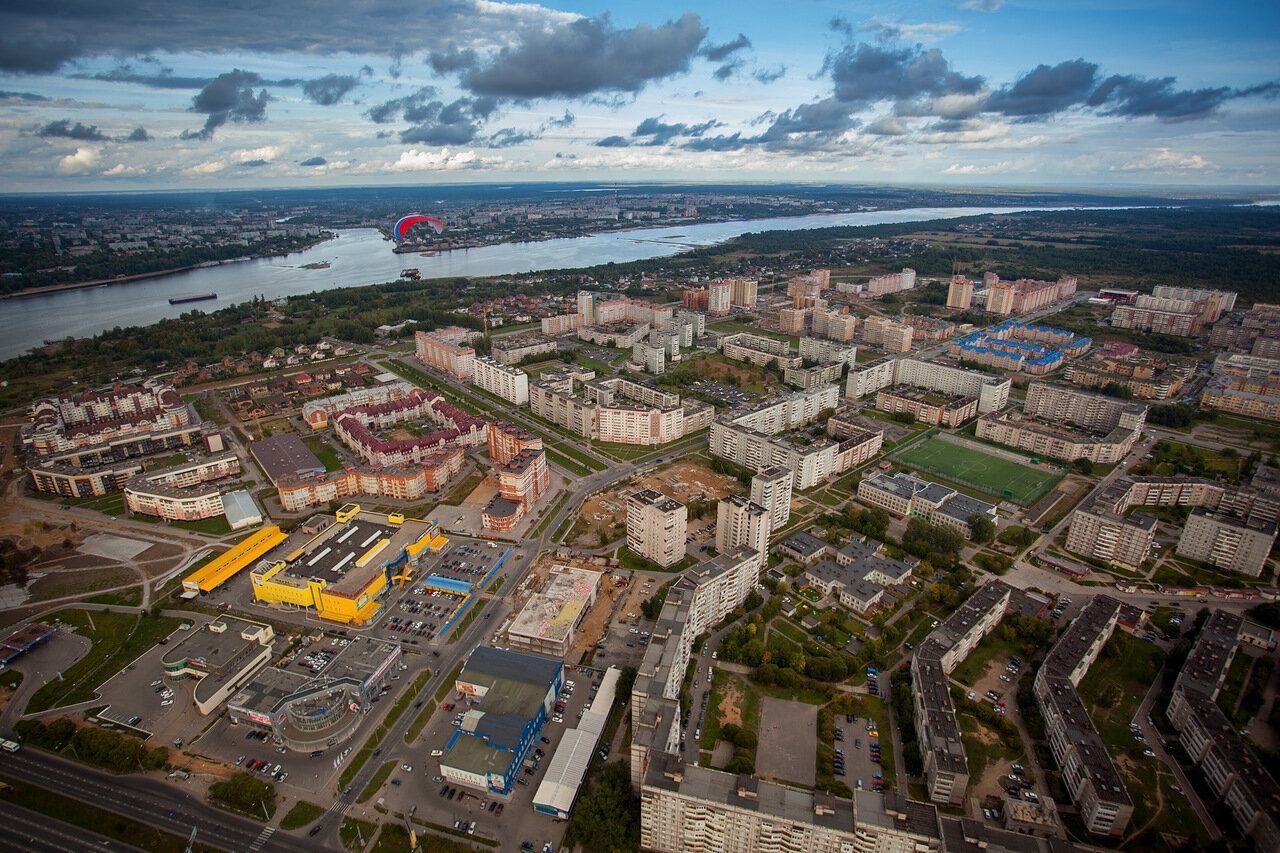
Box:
[627,489,688,567]
[707,280,731,316]
[862,316,913,353]
[415,327,477,380]
[946,275,973,310]
[471,356,529,405]
[750,466,792,529]
[982,274,1077,316]
[715,495,771,556]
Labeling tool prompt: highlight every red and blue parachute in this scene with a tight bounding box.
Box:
[392,213,445,242]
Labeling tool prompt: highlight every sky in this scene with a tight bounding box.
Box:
[0,0,1277,192]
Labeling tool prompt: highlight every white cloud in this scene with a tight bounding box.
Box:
[1115,148,1219,171]
[103,162,147,176]
[387,148,508,172]
[960,0,1003,11]
[942,160,1012,175]
[919,120,1009,145]
[236,145,285,162]
[187,159,227,176]
[56,146,100,174]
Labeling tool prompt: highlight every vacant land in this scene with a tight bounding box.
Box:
[894,435,1061,504]
[757,696,818,786]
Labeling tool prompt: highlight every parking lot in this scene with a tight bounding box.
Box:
[688,379,758,407]
[385,665,610,851]
[834,711,886,794]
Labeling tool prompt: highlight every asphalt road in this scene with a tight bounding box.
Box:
[0,799,145,853]
[0,748,310,853]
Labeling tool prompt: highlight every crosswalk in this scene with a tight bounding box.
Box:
[246,825,275,852]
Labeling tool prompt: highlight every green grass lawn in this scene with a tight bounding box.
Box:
[358,760,398,803]
[84,587,143,607]
[28,610,181,712]
[950,630,1024,686]
[340,817,377,851]
[1076,630,1165,758]
[771,618,809,645]
[279,800,326,831]
[958,713,1023,782]
[440,469,485,506]
[302,435,344,472]
[169,515,233,536]
[893,435,1061,504]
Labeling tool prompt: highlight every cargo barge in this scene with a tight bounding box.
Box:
[169,292,218,305]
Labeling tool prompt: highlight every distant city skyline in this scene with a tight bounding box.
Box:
[1,0,1277,191]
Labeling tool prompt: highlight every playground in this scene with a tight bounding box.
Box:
[893,434,1063,505]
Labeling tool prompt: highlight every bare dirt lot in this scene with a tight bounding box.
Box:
[571,461,741,547]
[757,696,817,786]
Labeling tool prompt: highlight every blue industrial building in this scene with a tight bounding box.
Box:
[440,646,564,795]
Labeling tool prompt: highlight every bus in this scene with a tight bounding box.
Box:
[0,738,20,752]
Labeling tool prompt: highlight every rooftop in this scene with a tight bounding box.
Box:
[250,435,325,486]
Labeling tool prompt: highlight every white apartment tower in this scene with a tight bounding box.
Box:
[627,489,688,568]
[750,465,793,528]
[715,496,771,557]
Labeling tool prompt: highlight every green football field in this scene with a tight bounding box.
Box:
[894,436,1061,504]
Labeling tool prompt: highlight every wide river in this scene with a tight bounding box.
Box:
[3,204,1055,360]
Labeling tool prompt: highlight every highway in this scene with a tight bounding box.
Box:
[0,799,145,853]
[0,748,312,853]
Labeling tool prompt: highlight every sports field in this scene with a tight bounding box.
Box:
[893,435,1062,505]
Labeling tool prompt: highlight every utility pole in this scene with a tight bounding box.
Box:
[184,827,198,853]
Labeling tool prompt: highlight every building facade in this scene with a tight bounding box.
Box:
[471,356,530,405]
[627,489,688,567]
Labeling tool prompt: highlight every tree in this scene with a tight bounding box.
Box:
[1072,457,1094,475]
[967,512,996,544]
[563,760,639,853]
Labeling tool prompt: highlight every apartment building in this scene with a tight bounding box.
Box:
[123,454,241,521]
[788,272,826,308]
[750,466,793,529]
[1151,285,1236,324]
[577,321,650,349]
[778,307,808,335]
[540,313,583,336]
[415,327,477,380]
[631,341,668,375]
[800,535,916,614]
[26,380,192,459]
[912,582,1012,803]
[627,489,688,567]
[982,274,1078,316]
[713,277,757,309]
[720,333,802,369]
[1177,509,1277,578]
[1202,373,1280,423]
[641,756,943,853]
[784,361,843,389]
[487,421,543,466]
[901,314,957,343]
[857,472,998,537]
[1110,296,1202,337]
[975,410,1140,465]
[875,386,978,427]
[484,449,551,531]
[707,279,731,316]
[1023,382,1148,433]
[799,336,857,367]
[490,334,557,366]
[1066,476,1279,572]
[275,448,464,511]
[845,357,1011,414]
[863,267,917,297]
[810,308,859,342]
[681,287,709,311]
[1033,596,1133,837]
[946,275,973,310]
[862,316,914,353]
[715,495,771,556]
[1167,611,1280,853]
[671,310,706,345]
[472,356,529,405]
[1064,352,1194,400]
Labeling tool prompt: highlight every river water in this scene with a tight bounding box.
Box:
[2,204,1047,360]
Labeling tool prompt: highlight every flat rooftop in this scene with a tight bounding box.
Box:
[277,516,415,596]
[251,435,325,486]
[507,566,602,646]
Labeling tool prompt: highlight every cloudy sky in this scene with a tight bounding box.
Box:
[1,0,1276,191]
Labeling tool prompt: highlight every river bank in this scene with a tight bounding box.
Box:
[0,234,338,301]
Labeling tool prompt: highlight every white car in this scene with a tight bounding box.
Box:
[430,749,443,757]
[402,763,413,771]
[161,700,173,706]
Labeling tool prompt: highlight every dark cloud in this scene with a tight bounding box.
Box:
[701,34,750,63]
[388,48,406,79]
[0,32,80,73]
[388,96,496,145]
[302,73,363,106]
[543,110,576,128]
[121,126,151,142]
[825,42,984,109]
[0,0,598,73]
[1087,74,1261,120]
[460,13,707,99]
[485,128,538,148]
[753,66,786,85]
[594,135,631,148]
[829,17,855,36]
[75,66,212,88]
[760,97,861,142]
[554,152,577,160]
[633,116,719,145]
[0,90,51,102]
[181,69,270,141]
[986,59,1096,117]
[401,120,478,146]
[298,156,327,166]
[681,132,749,152]
[37,119,107,141]
[366,87,438,123]
[240,159,269,167]
[428,44,479,75]
[713,60,744,82]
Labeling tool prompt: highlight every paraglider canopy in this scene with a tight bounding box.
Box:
[392,214,444,241]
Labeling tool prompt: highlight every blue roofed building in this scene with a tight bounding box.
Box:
[440,645,565,795]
